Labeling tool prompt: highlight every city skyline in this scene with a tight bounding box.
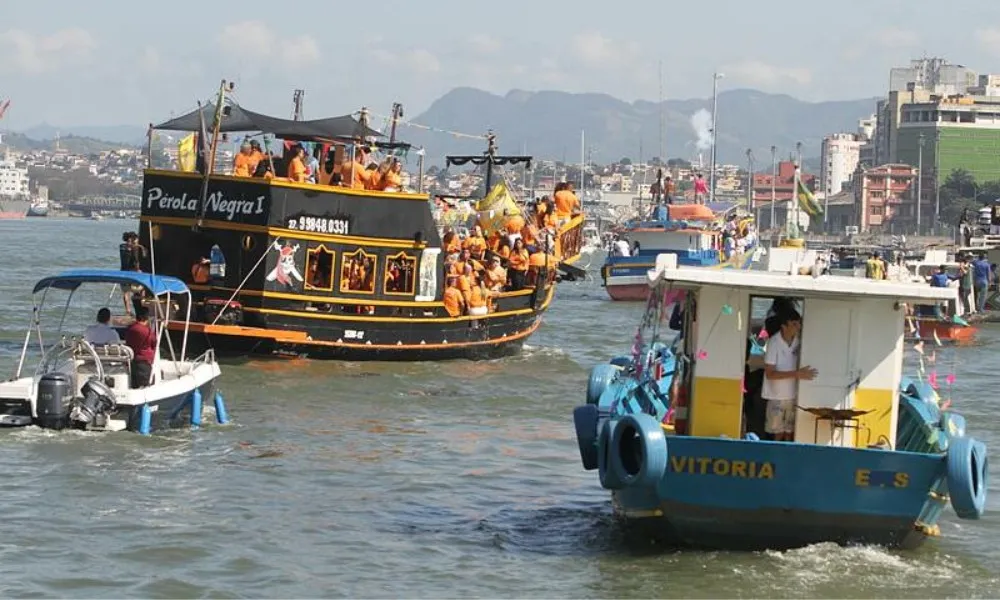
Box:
[4,0,1000,128]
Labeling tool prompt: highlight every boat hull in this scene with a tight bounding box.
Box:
[602,252,756,301]
[169,310,541,361]
[609,435,949,551]
[910,318,977,344]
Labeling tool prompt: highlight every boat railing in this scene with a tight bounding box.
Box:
[558,214,586,261]
[187,348,216,371]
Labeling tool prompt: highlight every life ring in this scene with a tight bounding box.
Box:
[946,436,988,520]
[587,364,622,405]
[573,404,600,471]
[609,413,668,488]
[598,420,626,490]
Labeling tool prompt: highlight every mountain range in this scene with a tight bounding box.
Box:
[4,87,880,166]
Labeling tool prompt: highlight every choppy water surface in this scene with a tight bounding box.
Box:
[0,219,997,598]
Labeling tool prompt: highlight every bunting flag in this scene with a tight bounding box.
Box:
[796,177,823,217]
[177,133,196,172]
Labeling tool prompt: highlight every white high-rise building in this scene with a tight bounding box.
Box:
[0,160,29,197]
[820,133,863,196]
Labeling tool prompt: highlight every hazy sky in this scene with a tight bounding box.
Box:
[3,0,1000,129]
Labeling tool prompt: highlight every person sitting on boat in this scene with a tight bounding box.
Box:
[341,145,372,190]
[286,144,308,183]
[124,306,157,388]
[191,257,210,284]
[233,142,254,177]
[612,235,631,257]
[381,159,403,192]
[84,307,121,346]
[443,275,466,317]
[483,256,507,292]
[762,309,817,442]
[463,225,487,260]
[253,153,275,180]
[929,264,957,319]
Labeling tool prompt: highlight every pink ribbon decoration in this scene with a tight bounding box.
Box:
[663,289,684,306]
[928,371,939,389]
[697,349,709,360]
[945,373,956,385]
[757,329,770,341]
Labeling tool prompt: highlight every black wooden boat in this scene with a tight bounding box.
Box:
[137,84,585,361]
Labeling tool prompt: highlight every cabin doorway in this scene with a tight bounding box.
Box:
[743,295,804,441]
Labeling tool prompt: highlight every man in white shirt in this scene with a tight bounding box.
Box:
[84,308,121,345]
[762,309,816,441]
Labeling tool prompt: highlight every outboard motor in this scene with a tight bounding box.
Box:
[69,378,117,429]
[36,372,74,430]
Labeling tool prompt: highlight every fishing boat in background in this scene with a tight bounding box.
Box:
[137,82,585,361]
[600,203,758,301]
[0,270,225,434]
[573,249,987,550]
[0,197,27,219]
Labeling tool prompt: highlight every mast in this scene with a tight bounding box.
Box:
[388,102,404,145]
[195,79,231,230]
[580,130,585,192]
[292,89,304,121]
[446,131,531,197]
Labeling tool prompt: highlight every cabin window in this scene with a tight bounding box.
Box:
[415,247,442,302]
[340,248,376,294]
[305,245,335,292]
[384,251,417,295]
[242,234,256,251]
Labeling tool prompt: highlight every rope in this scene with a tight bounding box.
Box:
[362,110,487,140]
[210,244,273,326]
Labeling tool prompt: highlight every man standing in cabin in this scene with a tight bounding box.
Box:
[762,309,816,442]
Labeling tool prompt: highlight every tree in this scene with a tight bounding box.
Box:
[649,156,663,167]
[619,157,632,166]
[667,158,692,169]
[943,169,976,199]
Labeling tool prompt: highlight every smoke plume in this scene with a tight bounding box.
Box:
[690,109,712,152]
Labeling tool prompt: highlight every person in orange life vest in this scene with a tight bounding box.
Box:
[507,238,529,289]
[463,225,487,260]
[369,159,389,191]
[442,230,461,255]
[382,159,403,191]
[191,257,210,284]
[232,142,254,177]
[248,140,264,174]
[483,256,507,292]
[286,144,308,183]
[458,264,475,304]
[443,275,465,317]
[342,145,373,189]
[554,182,580,217]
[496,236,512,261]
[468,278,490,316]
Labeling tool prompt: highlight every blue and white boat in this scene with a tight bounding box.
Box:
[601,203,758,301]
[0,269,225,434]
[574,251,987,550]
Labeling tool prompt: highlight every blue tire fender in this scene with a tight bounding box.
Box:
[946,436,988,520]
[598,420,626,490]
[573,405,600,471]
[587,364,621,405]
[609,356,633,368]
[609,413,668,488]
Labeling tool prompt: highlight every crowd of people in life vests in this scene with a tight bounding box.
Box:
[231,141,404,191]
[439,182,581,318]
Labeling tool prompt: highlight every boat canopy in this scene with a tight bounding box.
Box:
[33,269,190,296]
[647,255,956,304]
[668,204,716,221]
[153,102,383,142]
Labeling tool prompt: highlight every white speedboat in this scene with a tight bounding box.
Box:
[0,269,225,434]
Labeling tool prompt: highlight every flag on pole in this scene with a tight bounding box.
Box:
[195,103,210,174]
[796,177,823,217]
[177,133,196,171]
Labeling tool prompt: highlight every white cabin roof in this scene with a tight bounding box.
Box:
[648,262,956,303]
